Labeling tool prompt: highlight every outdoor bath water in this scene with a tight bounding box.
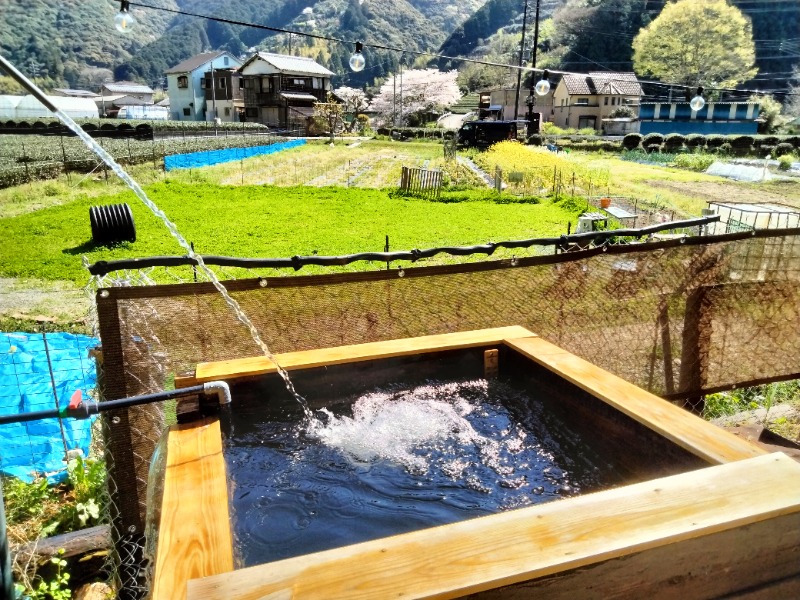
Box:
[223,376,630,567]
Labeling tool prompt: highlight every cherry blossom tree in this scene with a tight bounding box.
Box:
[369,69,461,126]
[334,86,369,132]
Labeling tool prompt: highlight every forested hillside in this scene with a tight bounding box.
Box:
[1,0,795,94]
[0,0,177,90]
[1,0,485,91]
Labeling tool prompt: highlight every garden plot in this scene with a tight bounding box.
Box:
[213,142,443,188]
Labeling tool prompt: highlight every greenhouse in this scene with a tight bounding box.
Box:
[11,94,98,119]
[0,94,22,119]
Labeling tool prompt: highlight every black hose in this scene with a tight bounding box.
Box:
[0,385,207,426]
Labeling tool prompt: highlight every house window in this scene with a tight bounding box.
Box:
[245,107,258,118]
[218,79,226,89]
[262,77,272,92]
[177,76,188,88]
[183,107,191,116]
[243,78,252,89]
[293,78,305,86]
[604,97,608,105]
[224,107,231,116]
[201,78,209,89]
[312,77,322,90]
[239,79,244,89]
[575,97,589,106]
[224,57,229,66]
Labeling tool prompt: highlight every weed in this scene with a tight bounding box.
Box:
[17,550,71,600]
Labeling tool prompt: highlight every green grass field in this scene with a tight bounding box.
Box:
[0,181,582,284]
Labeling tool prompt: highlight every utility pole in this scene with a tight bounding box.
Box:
[527,0,542,126]
[211,62,217,124]
[513,0,529,121]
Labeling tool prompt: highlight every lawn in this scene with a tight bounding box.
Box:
[0,181,582,284]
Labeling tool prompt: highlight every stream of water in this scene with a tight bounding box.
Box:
[48,108,312,417]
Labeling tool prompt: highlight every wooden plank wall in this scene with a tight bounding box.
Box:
[151,418,233,600]
[188,453,800,599]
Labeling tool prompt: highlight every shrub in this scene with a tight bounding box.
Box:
[685,134,706,149]
[778,155,794,171]
[785,136,800,150]
[664,133,685,151]
[718,142,733,156]
[527,134,543,146]
[774,142,794,157]
[672,153,716,171]
[642,133,664,149]
[622,133,642,150]
[609,106,635,119]
[758,145,776,158]
[758,135,780,148]
[730,135,754,148]
[705,135,726,149]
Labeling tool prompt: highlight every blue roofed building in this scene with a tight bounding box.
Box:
[639,102,761,135]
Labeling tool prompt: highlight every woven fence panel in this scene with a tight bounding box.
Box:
[97,231,800,405]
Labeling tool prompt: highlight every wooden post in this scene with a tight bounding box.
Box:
[678,286,712,414]
[484,349,499,378]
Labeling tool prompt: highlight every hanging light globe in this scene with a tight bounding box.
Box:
[534,79,550,96]
[349,42,365,72]
[689,94,705,111]
[114,9,135,33]
[349,52,365,72]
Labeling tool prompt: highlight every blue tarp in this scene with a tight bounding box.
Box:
[0,332,98,482]
[164,139,306,171]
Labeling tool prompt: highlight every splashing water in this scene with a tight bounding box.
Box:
[225,377,614,565]
[48,109,311,416]
[308,380,536,484]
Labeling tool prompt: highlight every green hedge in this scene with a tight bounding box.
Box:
[622,133,642,150]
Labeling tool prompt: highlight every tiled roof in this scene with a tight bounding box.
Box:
[562,72,641,96]
[246,52,334,77]
[164,51,231,74]
[102,81,154,94]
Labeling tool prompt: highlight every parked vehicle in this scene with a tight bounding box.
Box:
[456,120,518,149]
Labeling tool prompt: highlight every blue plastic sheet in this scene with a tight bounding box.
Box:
[0,333,98,482]
[164,139,306,171]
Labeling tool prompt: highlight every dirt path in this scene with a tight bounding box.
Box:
[646,179,800,209]
[0,278,88,323]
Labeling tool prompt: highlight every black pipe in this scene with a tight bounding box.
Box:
[0,385,208,426]
[88,216,720,276]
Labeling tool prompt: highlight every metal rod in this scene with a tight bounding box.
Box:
[88,216,722,276]
[1,478,13,600]
[0,52,60,113]
[0,384,208,426]
[41,328,71,456]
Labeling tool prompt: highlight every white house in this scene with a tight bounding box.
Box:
[165,51,243,121]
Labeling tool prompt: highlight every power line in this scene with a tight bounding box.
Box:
[123,0,799,97]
